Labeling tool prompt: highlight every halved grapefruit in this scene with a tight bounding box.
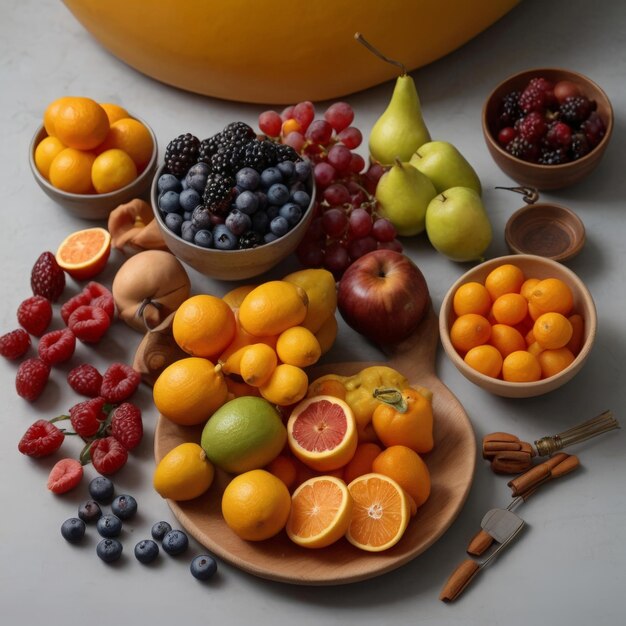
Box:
[55,227,111,280]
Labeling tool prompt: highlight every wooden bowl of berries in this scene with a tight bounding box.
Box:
[150,123,316,280]
[439,254,597,398]
[482,68,613,190]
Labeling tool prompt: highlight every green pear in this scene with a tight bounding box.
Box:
[425,187,492,262]
[375,159,437,237]
[409,141,482,195]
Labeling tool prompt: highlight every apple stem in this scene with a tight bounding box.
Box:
[373,387,408,413]
[354,33,407,75]
[440,193,447,202]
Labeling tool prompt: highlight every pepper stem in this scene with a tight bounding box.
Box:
[373,387,408,413]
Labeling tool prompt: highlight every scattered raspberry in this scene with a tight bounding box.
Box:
[17,295,53,336]
[110,403,143,450]
[518,86,547,114]
[90,436,128,475]
[559,96,594,125]
[100,363,141,404]
[15,358,51,401]
[518,111,547,142]
[18,419,65,457]
[60,291,91,325]
[69,396,107,438]
[83,282,112,300]
[47,458,84,494]
[67,364,103,397]
[67,305,111,343]
[31,252,66,302]
[38,328,76,365]
[91,294,115,320]
[0,328,31,360]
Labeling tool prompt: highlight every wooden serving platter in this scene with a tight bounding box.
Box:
[154,308,476,585]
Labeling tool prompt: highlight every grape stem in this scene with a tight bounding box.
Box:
[354,33,406,76]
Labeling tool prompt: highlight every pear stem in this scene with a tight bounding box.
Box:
[354,32,406,75]
[393,157,404,168]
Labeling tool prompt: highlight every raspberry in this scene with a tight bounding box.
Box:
[70,397,107,438]
[18,419,65,457]
[38,328,76,365]
[47,458,84,494]
[17,295,53,336]
[559,96,593,125]
[31,252,66,302]
[581,111,606,147]
[61,283,114,325]
[61,291,91,325]
[518,111,547,142]
[84,281,113,300]
[100,363,141,404]
[90,436,128,475]
[518,86,547,115]
[527,77,556,106]
[0,328,31,360]
[68,305,111,343]
[110,403,143,450]
[16,358,50,401]
[67,364,103,397]
[545,121,573,148]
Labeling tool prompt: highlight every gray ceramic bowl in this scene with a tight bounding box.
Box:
[29,116,158,221]
[150,163,315,281]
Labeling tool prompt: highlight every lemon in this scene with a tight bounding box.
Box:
[283,268,337,333]
[153,443,215,501]
[276,326,321,367]
[239,343,278,387]
[259,363,308,406]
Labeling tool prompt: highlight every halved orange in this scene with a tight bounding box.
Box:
[286,475,353,548]
[346,473,411,552]
[55,227,111,280]
[287,395,357,472]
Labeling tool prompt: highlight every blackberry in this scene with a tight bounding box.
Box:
[538,147,569,165]
[221,121,256,144]
[209,147,241,178]
[275,143,301,163]
[570,132,591,160]
[559,96,593,126]
[498,91,521,128]
[238,230,263,249]
[197,134,223,164]
[164,133,201,177]
[237,139,278,173]
[505,136,540,162]
[202,173,236,216]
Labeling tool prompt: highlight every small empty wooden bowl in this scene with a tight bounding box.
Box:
[482,68,613,190]
[505,203,585,262]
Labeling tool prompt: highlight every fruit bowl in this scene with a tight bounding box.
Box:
[29,119,158,221]
[439,254,597,398]
[482,68,613,190]
[150,164,316,281]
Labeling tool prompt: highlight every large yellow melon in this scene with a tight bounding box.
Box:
[63,0,519,104]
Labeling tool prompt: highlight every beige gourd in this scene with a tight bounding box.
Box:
[112,250,191,332]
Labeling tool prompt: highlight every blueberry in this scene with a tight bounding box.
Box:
[180,188,202,212]
[235,190,259,215]
[165,212,184,235]
[194,229,213,248]
[279,202,302,226]
[96,538,123,563]
[97,514,122,538]
[61,518,86,543]
[226,210,252,236]
[151,521,172,541]
[267,183,290,206]
[213,224,238,250]
[111,495,137,521]
[277,160,296,181]
[269,216,290,237]
[157,173,181,194]
[255,190,268,211]
[264,232,278,244]
[158,190,181,214]
[291,189,311,208]
[134,539,159,564]
[183,210,193,221]
[78,500,102,524]
[181,220,197,242]
[89,476,114,504]
[235,167,260,190]
[295,159,312,181]
[187,162,210,178]
[190,555,218,581]
[185,174,206,194]
[260,167,283,188]
[251,210,269,234]
[191,205,212,230]
[289,180,307,194]
[181,177,189,190]
[162,529,189,556]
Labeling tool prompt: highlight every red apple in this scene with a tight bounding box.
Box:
[337,249,430,346]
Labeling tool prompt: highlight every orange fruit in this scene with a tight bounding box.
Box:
[307,377,347,401]
[221,469,291,541]
[34,136,65,179]
[266,455,298,490]
[287,395,358,472]
[43,97,72,137]
[91,148,137,193]
[489,323,526,358]
[346,473,411,552]
[537,347,575,378]
[218,312,277,363]
[153,442,214,501]
[453,281,492,316]
[464,344,503,378]
[372,445,431,513]
[48,148,95,194]
[520,277,541,301]
[239,343,278,387]
[527,341,544,358]
[342,442,383,484]
[484,263,525,300]
[99,102,130,125]
[286,476,353,548]
[502,350,542,382]
[533,312,573,349]
[222,284,257,310]
[566,313,585,355]
[259,363,309,406]
[528,278,574,316]
[98,117,154,171]
[491,292,528,326]
[52,96,110,150]
[276,325,321,368]
[449,313,491,353]
[173,294,237,358]
[224,375,261,399]
[55,227,111,280]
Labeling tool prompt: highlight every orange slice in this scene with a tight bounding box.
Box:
[287,395,357,472]
[286,475,353,548]
[55,227,111,280]
[346,473,411,552]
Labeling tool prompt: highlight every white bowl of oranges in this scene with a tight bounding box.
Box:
[29,97,158,220]
[439,254,597,398]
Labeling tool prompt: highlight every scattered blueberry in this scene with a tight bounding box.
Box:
[61,518,86,543]
[291,189,311,208]
[267,183,290,206]
[134,539,159,564]
[97,514,123,538]
[270,215,290,237]
[111,495,138,521]
[162,529,189,556]
[190,555,218,581]
[226,210,252,236]
[181,221,197,242]
[235,167,260,190]
[78,500,102,524]
[165,212,184,235]
[89,476,114,504]
[279,202,302,226]
[151,521,172,541]
[158,190,181,214]
[235,190,259,215]
[194,229,213,248]
[213,224,238,250]
[260,167,283,189]
[96,538,123,563]
[157,173,181,194]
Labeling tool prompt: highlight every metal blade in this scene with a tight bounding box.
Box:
[480,508,525,544]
